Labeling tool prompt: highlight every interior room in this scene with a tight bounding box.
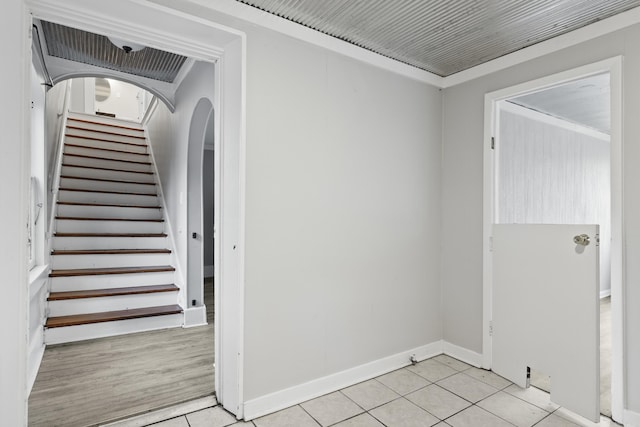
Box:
[2,1,640,427]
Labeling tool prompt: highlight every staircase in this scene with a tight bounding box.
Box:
[45,113,183,344]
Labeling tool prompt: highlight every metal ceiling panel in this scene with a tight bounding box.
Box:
[235,0,640,76]
[41,21,187,83]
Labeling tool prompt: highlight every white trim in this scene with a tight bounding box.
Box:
[624,409,640,427]
[26,0,227,61]
[442,6,640,88]
[172,0,442,87]
[183,306,207,328]
[204,265,214,277]
[482,56,625,419]
[28,0,247,418]
[443,341,482,368]
[167,0,640,89]
[243,341,443,421]
[31,0,640,91]
[608,55,625,424]
[600,289,612,299]
[499,101,611,142]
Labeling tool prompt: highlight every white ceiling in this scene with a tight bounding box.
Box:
[509,73,610,134]
[234,0,640,77]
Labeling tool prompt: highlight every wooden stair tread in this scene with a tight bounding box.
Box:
[58,187,158,197]
[65,134,147,148]
[54,232,167,238]
[52,249,171,255]
[66,125,146,140]
[64,143,149,157]
[61,163,154,175]
[45,304,183,328]
[60,175,155,186]
[55,216,164,222]
[63,152,152,166]
[49,265,175,277]
[57,201,161,209]
[48,284,178,301]
[67,117,145,132]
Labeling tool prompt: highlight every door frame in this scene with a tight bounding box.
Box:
[482,57,624,421]
[26,0,248,418]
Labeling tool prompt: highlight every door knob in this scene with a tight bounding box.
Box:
[573,234,590,246]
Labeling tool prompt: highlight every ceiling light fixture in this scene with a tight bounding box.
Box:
[107,36,145,54]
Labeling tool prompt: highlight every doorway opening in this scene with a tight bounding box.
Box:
[483,57,623,423]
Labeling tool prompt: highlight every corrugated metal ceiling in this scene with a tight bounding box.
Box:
[41,21,187,83]
[235,0,640,76]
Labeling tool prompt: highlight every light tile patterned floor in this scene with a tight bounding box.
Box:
[145,355,620,427]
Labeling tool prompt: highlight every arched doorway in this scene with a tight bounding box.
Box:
[186,98,214,326]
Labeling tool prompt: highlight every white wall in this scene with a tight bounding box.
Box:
[442,23,640,417]
[0,2,29,425]
[147,61,215,303]
[239,22,443,403]
[145,3,443,411]
[69,78,86,113]
[497,103,611,295]
[95,79,145,121]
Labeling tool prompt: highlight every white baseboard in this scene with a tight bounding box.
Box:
[243,340,444,420]
[204,265,214,278]
[600,289,612,299]
[443,341,483,368]
[624,409,640,427]
[183,306,208,328]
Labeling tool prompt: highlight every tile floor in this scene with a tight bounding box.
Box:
[144,355,620,427]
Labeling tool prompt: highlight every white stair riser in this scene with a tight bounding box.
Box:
[51,253,171,269]
[56,219,164,234]
[44,313,183,345]
[59,176,157,194]
[57,204,162,220]
[58,190,159,206]
[63,154,152,172]
[66,121,145,137]
[64,144,150,162]
[61,165,155,183]
[48,292,179,317]
[52,236,169,250]
[65,128,148,145]
[64,135,148,154]
[50,271,176,292]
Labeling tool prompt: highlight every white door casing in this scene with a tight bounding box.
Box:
[483,57,624,422]
[27,0,247,417]
[493,224,600,422]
